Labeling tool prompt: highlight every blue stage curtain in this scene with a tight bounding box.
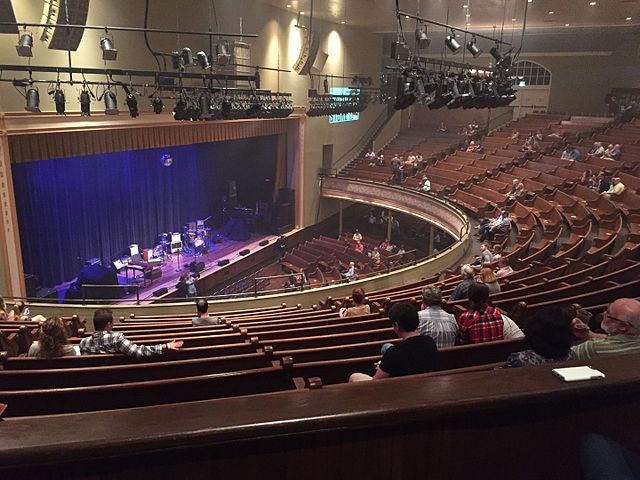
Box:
[12,136,277,287]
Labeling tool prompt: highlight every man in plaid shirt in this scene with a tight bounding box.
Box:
[456,283,504,345]
[80,309,183,357]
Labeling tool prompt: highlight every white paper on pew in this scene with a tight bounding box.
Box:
[552,366,606,382]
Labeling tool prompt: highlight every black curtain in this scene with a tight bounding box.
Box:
[12,136,277,287]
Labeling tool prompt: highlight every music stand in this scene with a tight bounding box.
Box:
[171,235,184,273]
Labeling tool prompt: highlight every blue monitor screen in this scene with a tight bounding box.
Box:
[329,87,360,124]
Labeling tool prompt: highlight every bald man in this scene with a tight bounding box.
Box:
[573,298,640,360]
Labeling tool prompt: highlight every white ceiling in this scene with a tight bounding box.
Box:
[263,0,640,30]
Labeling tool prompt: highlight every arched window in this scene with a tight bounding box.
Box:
[512,60,552,87]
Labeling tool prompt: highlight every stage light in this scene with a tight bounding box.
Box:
[216,42,231,66]
[24,85,40,112]
[173,98,188,120]
[80,89,91,116]
[246,101,262,117]
[198,94,212,120]
[445,30,461,53]
[196,51,210,69]
[100,35,118,61]
[126,93,139,118]
[16,32,33,57]
[181,47,194,66]
[171,51,184,70]
[151,97,164,114]
[466,36,482,58]
[490,45,503,61]
[415,26,431,49]
[53,88,65,115]
[104,90,119,115]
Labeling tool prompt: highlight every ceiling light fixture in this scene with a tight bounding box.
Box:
[24,83,40,112]
[16,31,33,57]
[466,36,482,58]
[103,89,119,115]
[445,30,461,53]
[100,34,117,61]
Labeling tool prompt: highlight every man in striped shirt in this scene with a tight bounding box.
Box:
[418,286,458,348]
[573,299,640,360]
[80,309,183,358]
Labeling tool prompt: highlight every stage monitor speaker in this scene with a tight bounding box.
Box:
[24,274,39,298]
[239,249,250,256]
[259,239,269,247]
[153,287,169,297]
[36,287,58,300]
[218,259,230,267]
[190,262,205,274]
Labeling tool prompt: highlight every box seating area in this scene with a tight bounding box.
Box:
[1,114,640,424]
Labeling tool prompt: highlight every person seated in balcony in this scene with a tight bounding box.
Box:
[80,309,183,358]
[391,154,402,183]
[534,129,544,142]
[603,177,626,197]
[510,129,520,141]
[370,247,381,266]
[504,306,576,368]
[495,257,514,279]
[418,175,432,193]
[376,153,385,166]
[352,229,363,242]
[492,244,503,261]
[418,286,458,348]
[596,171,612,193]
[572,298,640,360]
[561,145,574,160]
[478,210,510,242]
[378,238,390,251]
[366,150,377,166]
[437,122,448,132]
[340,287,371,318]
[466,141,481,153]
[349,301,438,381]
[456,283,523,345]
[449,264,476,302]
[192,298,221,326]
[354,240,365,254]
[604,143,622,161]
[415,152,424,167]
[507,181,526,203]
[590,141,605,157]
[28,317,80,358]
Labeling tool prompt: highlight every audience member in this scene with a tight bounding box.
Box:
[0,297,6,321]
[352,229,363,242]
[177,271,198,298]
[340,287,372,318]
[597,172,612,193]
[561,145,573,160]
[28,317,80,358]
[8,301,30,321]
[437,122,448,132]
[495,257,514,279]
[192,298,221,326]
[571,307,606,343]
[370,247,381,266]
[379,238,390,251]
[80,309,183,357]
[534,129,544,142]
[376,154,385,166]
[604,143,622,161]
[418,286,458,348]
[418,176,431,193]
[603,177,626,197]
[476,243,494,266]
[477,266,501,294]
[277,235,287,259]
[349,302,438,381]
[354,240,365,254]
[507,182,526,203]
[456,283,523,345]
[344,262,358,281]
[492,245,502,261]
[590,142,605,157]
[478,210,510,242]
[504,306,576,368]
[449,264,476,301]
[573,298,640,360]
[510,129,520,141]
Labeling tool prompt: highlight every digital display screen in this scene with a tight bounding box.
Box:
[329,87,360,124]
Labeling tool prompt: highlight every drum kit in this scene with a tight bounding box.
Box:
[154,217,213,258]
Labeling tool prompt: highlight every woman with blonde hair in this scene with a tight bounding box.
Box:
[28,317,79,358]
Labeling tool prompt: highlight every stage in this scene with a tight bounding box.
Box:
[54,232,282,305]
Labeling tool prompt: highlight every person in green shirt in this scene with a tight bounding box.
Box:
[573,298,640,360]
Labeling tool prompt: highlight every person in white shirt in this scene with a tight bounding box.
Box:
[418,176,431,193]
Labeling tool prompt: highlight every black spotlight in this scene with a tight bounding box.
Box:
[151,97,164,114]
[198,94,212,120]
[415,26,431,49]
[221,99,232,118]
[216,42,231,66]
[490,45,503,62]
[16,32,33,57]
[246,101,262,117]
[80,89,92,116]
[445,30,461,53]
[466,36,482,58]
[181,47,194,66]
[104,90,119,115]
[173,98,188,120]
[100,35,118,61]
[24,85,40,112]
[171,51,184,70]
[53,88,65,115]
[126,93,139,118]
[196,51,210,69]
